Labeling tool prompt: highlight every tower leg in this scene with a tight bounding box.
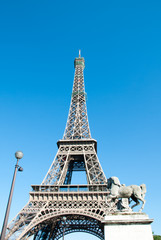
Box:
[103,213,153,240]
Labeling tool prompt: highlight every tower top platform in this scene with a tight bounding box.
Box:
[74,50,85,68]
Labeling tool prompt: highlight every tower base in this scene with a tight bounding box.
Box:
[103,213,153,240]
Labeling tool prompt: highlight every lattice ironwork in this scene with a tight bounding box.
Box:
[63,53,91,140]
[42,140,107,185]
[5,52,110,240]
[33,216,104,240]
[6,187,117,239]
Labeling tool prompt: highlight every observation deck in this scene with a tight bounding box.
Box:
[31,184,107,193]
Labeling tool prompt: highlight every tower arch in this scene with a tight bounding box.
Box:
[17,214,104,240]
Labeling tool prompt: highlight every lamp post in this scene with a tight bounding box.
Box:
[62,216,67,240]
[0,151,23,240]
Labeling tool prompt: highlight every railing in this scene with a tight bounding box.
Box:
[31,184,108,193]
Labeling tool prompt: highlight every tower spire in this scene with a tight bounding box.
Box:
[63,52,91,140]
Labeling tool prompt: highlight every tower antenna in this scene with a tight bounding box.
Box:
[79,49,81,57]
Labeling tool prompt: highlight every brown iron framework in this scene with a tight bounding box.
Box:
[33,216,104,240]
[5,52,113,240]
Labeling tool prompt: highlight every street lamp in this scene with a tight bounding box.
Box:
[0,151,23,240]
[62,216,67,240]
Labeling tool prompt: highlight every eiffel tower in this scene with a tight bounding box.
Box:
[5,51,112,240]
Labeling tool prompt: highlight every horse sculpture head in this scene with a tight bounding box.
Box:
[107,176,121,189]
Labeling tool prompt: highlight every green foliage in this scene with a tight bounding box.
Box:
[154,235,161,240]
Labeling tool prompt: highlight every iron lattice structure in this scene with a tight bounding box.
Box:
[42,52,106,186]
[33,216,104,240]
[5,52,114,240]
[63,54,91,140]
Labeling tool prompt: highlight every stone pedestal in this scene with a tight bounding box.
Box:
[103,213,153,240]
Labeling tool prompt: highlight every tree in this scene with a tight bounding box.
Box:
[154,235,161,240]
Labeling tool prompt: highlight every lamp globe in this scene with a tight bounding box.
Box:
[15,151,23,160]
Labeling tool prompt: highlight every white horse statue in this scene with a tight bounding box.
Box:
[107,176,146,212]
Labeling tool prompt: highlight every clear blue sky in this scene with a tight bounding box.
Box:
[0,0,161,238]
